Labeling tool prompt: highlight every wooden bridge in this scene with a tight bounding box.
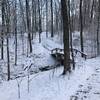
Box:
[51,48,64,65]
[51,48,87,65]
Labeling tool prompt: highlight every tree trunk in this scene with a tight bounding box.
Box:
[97,0,100,55]
[32,0,35,40]
[68,0,75,70]
[46,0,48,37]
[5,0,10,80]
[14,0,17,65]
[38,0,42,43]
[80,0,84,57]
[61,0,71,74]
[51,0,54,37]
[1,0,5,60]
[26,0,32,53]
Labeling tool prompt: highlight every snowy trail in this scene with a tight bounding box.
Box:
[70,57,100,100]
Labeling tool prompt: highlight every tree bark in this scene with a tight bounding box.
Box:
[38,0,42,43]
[96,0,100,55]
[1,0,5,60]
[80,0,84,57]
[51,0,54,37]
[46,0,48,37]
[26,0,32,53]
[61,0,71,74]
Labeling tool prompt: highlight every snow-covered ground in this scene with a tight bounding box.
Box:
[0,32,61,80]
[0,32,100,100]
[70,57,100,100]
[0,57,100,100]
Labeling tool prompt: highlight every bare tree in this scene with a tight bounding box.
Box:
[46,0,48,37]
[96,0,100,55]
[1,0,5,60]
[61,0,71,74]
[14,0,17,65]
[51,0,54,37]
[80,0,84,57]
[38,0,42,43]
[68,0,75,69]
[31,0,35,40]
[26,0,32,53]
[5,0,10,80]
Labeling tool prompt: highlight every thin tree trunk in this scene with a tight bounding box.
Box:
[80,0,84,57]
[32,0,35,40]
[90,0,94,23]
[1,0,5,60]
[14,0,17,65]
[5,0,10,80]
[26,0,32,53]
[68,0,75,70]
[46,0,48,37]
[96,0,100,55]
[38,0,42,43]
[51,0,54,37]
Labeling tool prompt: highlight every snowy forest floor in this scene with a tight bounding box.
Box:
[0,32,100,100]
[0,57,100,100]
